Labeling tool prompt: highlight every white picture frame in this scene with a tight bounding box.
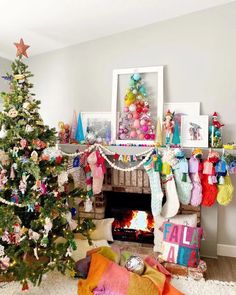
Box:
[181,115,209,148]
[111,66,164,145]
[81,112,113,144]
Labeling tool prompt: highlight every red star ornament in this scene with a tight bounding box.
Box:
[14,38,30,58]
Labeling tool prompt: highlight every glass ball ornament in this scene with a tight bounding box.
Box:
[144,134,151,140]
[124,107,129,113]
[128,113,133,119]
[150,134,155,140]
[142,125,148,133]
[119,133,126,140]
[139,133,144,140]
[125,255,145,275]
[133,112,139,119]
[140,119,146,126]
[71,208,77,217]
[129,104,136,112]
[132,73,141,81]
[133,119,140,129]
[132,89,138,95]
[130,130,137,138]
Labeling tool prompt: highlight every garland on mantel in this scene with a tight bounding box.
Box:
[59,143,154,172]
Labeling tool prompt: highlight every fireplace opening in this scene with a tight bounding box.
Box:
[104,191,154,244]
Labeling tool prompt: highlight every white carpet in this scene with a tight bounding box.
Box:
[0,271,235,295]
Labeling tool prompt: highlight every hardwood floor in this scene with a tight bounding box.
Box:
[204,256,236,282]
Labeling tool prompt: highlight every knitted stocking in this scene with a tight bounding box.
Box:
[144,158,163,219]
[189,156,202,207]
[161,174,180,218]
[217,175,234,206]
[201,160,218,207]
[173,160,192,205]
[87,151,104,195]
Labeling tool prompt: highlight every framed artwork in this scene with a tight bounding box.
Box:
[81,112,113,144]
[181,115,209,147]
[111,66,164,145]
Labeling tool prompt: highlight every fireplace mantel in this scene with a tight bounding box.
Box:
[60,143,218,258]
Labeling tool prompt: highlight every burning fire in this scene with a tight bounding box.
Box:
[124,210,154,232]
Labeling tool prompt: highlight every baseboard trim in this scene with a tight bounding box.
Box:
[217,244,236,257]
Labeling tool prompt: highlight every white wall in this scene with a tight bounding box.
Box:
[0,57,11,91]
[29,2,236,249]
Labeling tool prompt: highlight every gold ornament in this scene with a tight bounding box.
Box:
[14,74,25,80]
[31,151,38,163]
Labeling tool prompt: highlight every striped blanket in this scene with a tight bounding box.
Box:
[78,253,183,295]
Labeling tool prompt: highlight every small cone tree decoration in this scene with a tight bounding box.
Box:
[118,73,155,141]
[0,40,89,287]
[172,120,181,146]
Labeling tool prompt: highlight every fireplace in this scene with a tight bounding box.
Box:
[105,191,154,244]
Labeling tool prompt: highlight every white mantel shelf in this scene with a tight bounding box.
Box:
[58,143,235,156]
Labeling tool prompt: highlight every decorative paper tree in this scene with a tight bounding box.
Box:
[172,120,181,146]
[118,73,155,141]
[0,40,89,288]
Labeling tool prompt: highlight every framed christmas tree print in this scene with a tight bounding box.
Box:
[111,66,164,145]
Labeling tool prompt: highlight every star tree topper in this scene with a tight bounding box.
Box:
[14,38,30,58]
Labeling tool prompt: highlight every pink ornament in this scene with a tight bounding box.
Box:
[129,104,136,112]
[142,125,148,132]
[133,112,139,119]
[150,134,155,140]
[20,139,27,149]
[128,114,133,119]
[136,129,141,135]
[145,134,151,140]
[120,133,126,140]
[142,107,149,113]
[124,128,129,134]
[139,133,144,140]
[124,107,129,112]
[140,119,146,126]
[133,119,140,128]
[130,130,137,138]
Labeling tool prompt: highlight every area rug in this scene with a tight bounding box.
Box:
[0,271,235,295]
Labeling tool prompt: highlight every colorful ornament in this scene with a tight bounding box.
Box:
[8,108,18,118]
[31,151,38,163]
[0,125,7,139]
[25,124,33,133]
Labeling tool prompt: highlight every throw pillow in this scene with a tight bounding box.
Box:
[90,218,114,241]
[161,222,203,267]
[154,214,197,253]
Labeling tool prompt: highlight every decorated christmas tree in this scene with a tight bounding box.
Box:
[118,73,155,141]
[0,40,88,288]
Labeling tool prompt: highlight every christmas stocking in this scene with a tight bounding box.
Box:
[87,151,105,195]
[173,160,193,205]
[144,158,163,219]
[189,156,202,207]
[161,174,180,218]
[201,160,218,207]
[217,174,234,206]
